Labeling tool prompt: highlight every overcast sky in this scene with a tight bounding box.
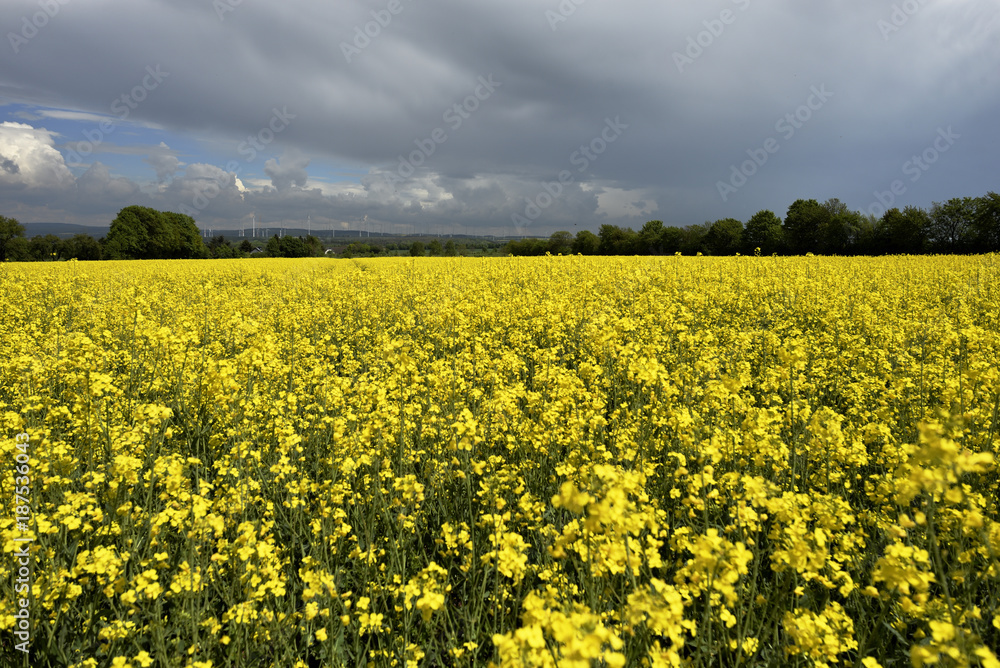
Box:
[1,0,998,236]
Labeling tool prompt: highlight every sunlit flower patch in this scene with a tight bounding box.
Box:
[1,255,998,666]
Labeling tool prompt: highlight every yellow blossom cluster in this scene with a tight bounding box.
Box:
[1,254,999,666]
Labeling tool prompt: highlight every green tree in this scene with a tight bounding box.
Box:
[208,235,231,258]
[704,218,743,255]
[444,239,457,256]
[639,220,665,254]
[266,235,281,257]
[874,207,927,254]
[927,197,977,253]
[852,214,878,255]
[161,211,207,258]
[547,231,573,255]
[680,223,710,255]
[0,215,26,261]
[277,236,309,258]
[973,192,1000,252]
[149,211,184,258]
[822,198,849,218]
[305,235,324,256]
[597,225,638,255]
[899,206,930,253]
[63,234,102,260]
[6,236,30,261]
[342,242,381,257]
[409,241,425,257]
[743,210,784,255]
[28,234,63,261]
[105,206,151,259]
[783,199,830,254]
[504,238,547,256]
[660,227,685,254]
[427,239,443,256]
[572,230,599,255]
[105,206,206,259]
[817,199,865,255]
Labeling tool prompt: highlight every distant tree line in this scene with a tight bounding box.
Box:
[341,238,500,257]
[408,239,460,257]
[8,193,996,262]
[504,192,1000,256]
[264,233,324,258]
[0,206,329,261]
[0,225,104,262]
[1,205,515,262]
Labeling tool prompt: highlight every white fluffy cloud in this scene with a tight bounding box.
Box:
[144,142,181,183]
[160,163,246,214]
[0,122,75,190]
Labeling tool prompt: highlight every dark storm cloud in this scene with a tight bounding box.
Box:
[0,154,18,174]
[1,0,998,232]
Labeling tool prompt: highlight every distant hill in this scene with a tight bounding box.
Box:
[22,223,110,239]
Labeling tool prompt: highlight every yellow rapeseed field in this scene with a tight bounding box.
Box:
[1,255,999,668]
